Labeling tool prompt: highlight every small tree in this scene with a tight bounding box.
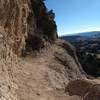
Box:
[48,9,55,20]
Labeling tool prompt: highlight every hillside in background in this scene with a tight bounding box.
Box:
[61,31,100,41]
[77,31,100,38]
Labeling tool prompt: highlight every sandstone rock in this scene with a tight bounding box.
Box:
[0,0,57,56]
[66,79,93,96]
[66,79,100,100]
[84,84,100,100]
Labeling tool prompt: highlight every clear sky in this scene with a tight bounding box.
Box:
[45,0,100,36]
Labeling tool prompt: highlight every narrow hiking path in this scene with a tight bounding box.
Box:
[5,40,85,100]
[14,45,82,100]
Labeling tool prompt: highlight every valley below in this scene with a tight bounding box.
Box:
[61,32,100,77]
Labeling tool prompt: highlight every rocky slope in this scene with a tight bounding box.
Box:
[0,0,100,100]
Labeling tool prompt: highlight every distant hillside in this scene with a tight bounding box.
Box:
[77,31,100,38]
[61,31,100,41]
[61,35,84,41]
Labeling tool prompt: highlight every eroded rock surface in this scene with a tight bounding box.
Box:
[66,79,100,100]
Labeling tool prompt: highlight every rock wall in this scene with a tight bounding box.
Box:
[0,0,57,56]
[0,0,57,99]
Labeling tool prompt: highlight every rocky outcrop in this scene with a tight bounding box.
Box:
[47,39,85,89]
[66,79,100,100]
[84,84,100,100]
[0,0,57,56]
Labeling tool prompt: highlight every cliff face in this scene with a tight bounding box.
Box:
[0,0,89,100]
[0,0,57,56]
[0,0,29,55]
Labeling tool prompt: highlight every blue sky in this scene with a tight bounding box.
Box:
[45,0,100,36]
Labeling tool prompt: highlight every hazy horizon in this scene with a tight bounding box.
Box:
[45,0,100,36]
[60,30,100,37]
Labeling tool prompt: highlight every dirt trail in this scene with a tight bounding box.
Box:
[1,40,84,100]
[13,46,82,100]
